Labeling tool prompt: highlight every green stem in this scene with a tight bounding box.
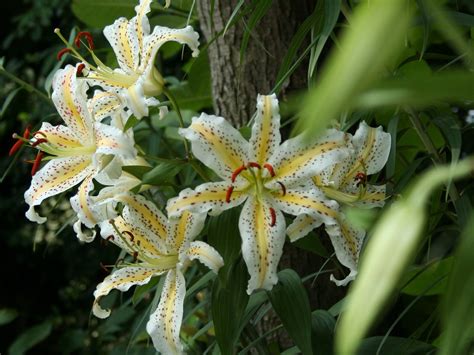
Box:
[0,67,51,105]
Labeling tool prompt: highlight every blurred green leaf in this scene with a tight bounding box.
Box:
[207,208,242,267]
[268,269,313,355]
[311,310,335,355]
[440,216,474,355]
[357,336,435,355]
[72,0,136,28]
[8,320,53,355]
[298,0,411,136]
[0,308,18,326]
[132,276,160,306]
[141,161,185,185]
[292,230,329,258]
[401,257,453,296]
[121,165,153,180]
[212,258,249,354]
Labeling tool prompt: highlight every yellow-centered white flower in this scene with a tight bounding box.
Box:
[82,0,199,119]
[167,94,350,294]
[287,121,391,286]
[94,193,223,355]
[24,64,136,224]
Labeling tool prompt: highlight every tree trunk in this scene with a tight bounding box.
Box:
[197,0,345,350]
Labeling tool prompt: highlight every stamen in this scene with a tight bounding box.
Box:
[74,31,94,49]
[9,126,31,156]
[99,262,110,273]
[247,162,261,169]
[123,230,135,242]
[276,181,286,196]
[31,152,44,176]
[115,258,125,268]
[269,207,276,227]
[263,163,275,177]
[132,251,139,262]
[106,235,115,242]
[33,131,47,138]
[225,186,234,203]
[355,172,367,187]
[31,138,48,147]
[231,165,247,183]
[76,63,86,77]
[57,48,71,61]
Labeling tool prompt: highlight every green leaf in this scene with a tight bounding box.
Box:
[298,0,411,136]
[0,308,18,326]
[8,321,53,355]
[440,216,474,355]
[401,257,453,296]
[207,208,242,268]
[132,276,160,305]
[311,310,336,355]
[357,336,435,355]
[121,165,153,180]
[268,269,313,355]
[212,258,249,354]
[72,0,136,28]
[292,230,329,258]
[141,161,185,185]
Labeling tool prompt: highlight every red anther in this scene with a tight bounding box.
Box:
[132,251,139,262]
[23,125,31,138]
[247,162,261,169]
[76,63,86,77]
[276,181,286,196]
[123,230,135,242]
[263,163,275,177]
[33,131,47,138]
[106,235,115,242]
[269,207,276,227]
[57,48,71,61]
[231,165,246,183]
[31,152,44,176]
[31,138,48,147]
[354,172,367,187]
[9,140,23,156]
[225,186,234,203]
[99,262,110,273]
[75,31,94,49]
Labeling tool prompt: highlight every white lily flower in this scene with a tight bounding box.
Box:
[167,94,350,294]
[56,0,199,120]
[94,193,223,354]
[287,121,391,286]
[23,64,136,224]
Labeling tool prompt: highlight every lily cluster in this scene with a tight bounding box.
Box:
[9,0,390,353]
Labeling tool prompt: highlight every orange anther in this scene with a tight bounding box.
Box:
[263,163,275,177]
[269,207,276,227]
[76,63,86,77]
[225,186,234,203]
[247,162,261,169]
[74,31,94,49]
[57,48,71,61]
[231,165,246,183]
[31,151,44,176]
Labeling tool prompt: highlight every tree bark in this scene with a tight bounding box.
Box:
[197,0,346,350]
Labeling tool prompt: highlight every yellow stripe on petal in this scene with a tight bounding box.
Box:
[286,214,322,242]
[277,191,338,219]
[187,241,224,273]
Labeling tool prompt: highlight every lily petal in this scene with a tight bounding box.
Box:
[73,219,96,243]
[132,0,152,49]
[167,211,207,253]
[167,181,248,218]
[94,122,136,159]
[24,156,95,223]
[93,266,160,319]
[52,64,93,141]
[286,214,324,242]
[325,215,365,286]
[179,113,249,180]
[269,129,349,187]
[186,241,224,273]
[70,173,97,229]
[249,94,281,165]
[239,196,286,294]
[147,269,186,355]
[35,122,83,149]
[88,91,123,121]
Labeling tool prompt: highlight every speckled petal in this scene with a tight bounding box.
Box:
[269,129,349,187]
[70,173,97,230]
[103,17,140,73]
[94,122,136,159]
[93,266,161,319]
[132,0,152,48]
[248,94,281,166]
[88,91,123,121]
[325,215,365,286]
[140,25,199,74]
[179,113,249,180]
[167,211,206,253]
[286,214,323,242]
[239,196,286,294]
[24,155,94,223]
[146,269,186,355]
[186,241,224,273]
[52,64,93,141]
[35,122,83,149]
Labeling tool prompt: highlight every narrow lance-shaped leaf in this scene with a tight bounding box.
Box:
[336,157,474,355]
